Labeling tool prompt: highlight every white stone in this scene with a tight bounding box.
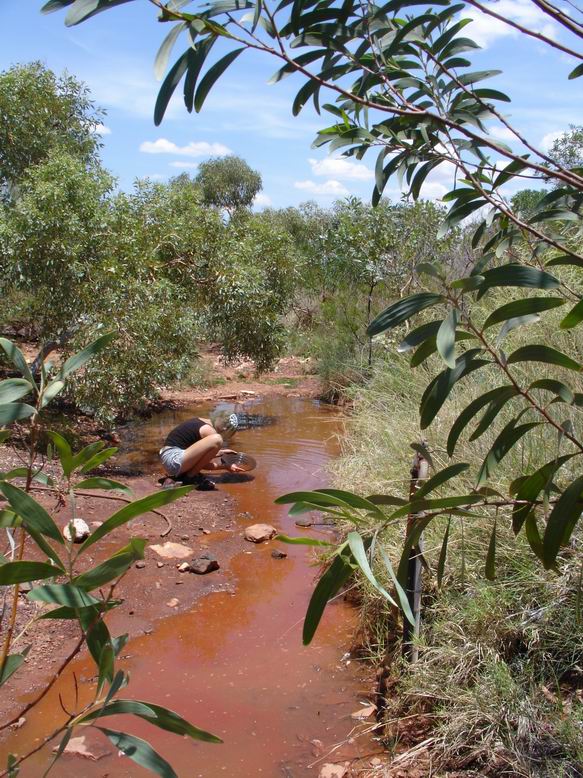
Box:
[244,524,277,543]
[150,542,193,559]
[63,518,90,543]
[351,704,376,720]
[58,735,110,761]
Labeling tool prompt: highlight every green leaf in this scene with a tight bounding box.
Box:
[529,379,574,404]
[397,320,441,353]
[154,21,187,79]
[40,380,65,408]
[183,37,216,111]
[0,646,31,687]
[70,441,105,472]
[0,561,58,585]
[82,700,222,742]
[497,313,541,343]
[28,584,101,608]
[80,486,192,551]
[378,546,415,626]
[194,47,245,112]
[436,517,450,588]
[97,643,115,694]
[415,463,469,499]
[420,350,488,429]
[303,548,354,645]
[436,309,458,368]
[0,482,64,544]
[391,494,483,520]
[480,264,559,291]
[483,297,564,329]
[447,385,517,456]
[468,385,520,442]
[512,454,575,535]
[97,729,178,778]
[75,477,131,494]
[506,345,581,372]
[543,475,583,568]
[313,488,385,518]
[347,531,400,609]
[546,254,583,269]
[47,431,73,477]
[73,539,147,590]
[78,448,118,474]
[477,420,541,487]
[560,299,583,330]
[0,339,36,390]
[275,534,332,546]
[0,404,36,426]
[58,333,115,380]
[365,494,407,507]
[37,601,120,620]
[450,275,484,291]
[0,431,10,446]
[484,518,497,580]
[569,62,583,79]
[0,379,34,405]
[367,293,444,337]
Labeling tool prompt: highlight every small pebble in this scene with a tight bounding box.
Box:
[157,561,164,568]
[135,561,146,569]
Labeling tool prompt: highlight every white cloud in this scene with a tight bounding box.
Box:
[418,181,449,200]
[294,179,350,197]
[146,174,166,181]
[169,161,200,169]
[140,138,231,157]
[540,130,563,151]
[491,126,516,142]
[308,156,373,181]
[93,123,111,136]
[254,193,272,208]
[465,0,558,48]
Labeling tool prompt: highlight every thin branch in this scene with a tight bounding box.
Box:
[0,635,85,731]
[464,0,583,60]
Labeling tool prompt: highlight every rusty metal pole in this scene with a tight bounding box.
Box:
[402,447,429,663]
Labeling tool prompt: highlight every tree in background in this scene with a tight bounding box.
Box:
[195,155,262,217]
[0,62,101,202]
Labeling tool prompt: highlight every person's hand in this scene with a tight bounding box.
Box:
[219,448,236,455]
[229,463,245,473]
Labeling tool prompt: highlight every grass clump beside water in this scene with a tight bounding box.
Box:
[331,299,583,776]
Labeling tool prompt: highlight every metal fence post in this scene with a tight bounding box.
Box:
[402,446,428,663]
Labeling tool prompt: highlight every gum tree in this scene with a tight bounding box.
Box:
[34,0,583,636]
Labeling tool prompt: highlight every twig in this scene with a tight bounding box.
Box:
[28,485,173,537]
[0,635,85,731]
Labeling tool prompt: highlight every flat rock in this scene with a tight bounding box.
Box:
[319,765,348,778]
[190,555,220,575]
[58,735,110,761]
[271,549,287,559]
[351,704,376,720]
[150,542,193,560]
[295,518,312,527]
[166,598,179,608]
[63,518,90,543]
[177,562,191,573]
[244,524,277,543]
[135,561,146,569]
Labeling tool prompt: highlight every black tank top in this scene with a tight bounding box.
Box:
[164,418,206,449]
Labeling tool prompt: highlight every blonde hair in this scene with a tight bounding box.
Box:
[209,410,238,439]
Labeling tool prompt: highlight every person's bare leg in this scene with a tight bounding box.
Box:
[178,434,223,476]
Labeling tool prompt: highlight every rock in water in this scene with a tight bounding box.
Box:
[58,735,110,761]
[190,554,220,574]
[244,524,277,543]
[63,518,90,543]
[271,549,287,559]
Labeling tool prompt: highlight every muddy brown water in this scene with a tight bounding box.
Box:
[3,396,373,777]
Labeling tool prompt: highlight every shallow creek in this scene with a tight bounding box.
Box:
[4,396,372,776]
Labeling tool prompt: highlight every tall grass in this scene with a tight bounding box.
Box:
[332,291,583,776]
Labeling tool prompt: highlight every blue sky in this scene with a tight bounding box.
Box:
[0,1,581,208]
